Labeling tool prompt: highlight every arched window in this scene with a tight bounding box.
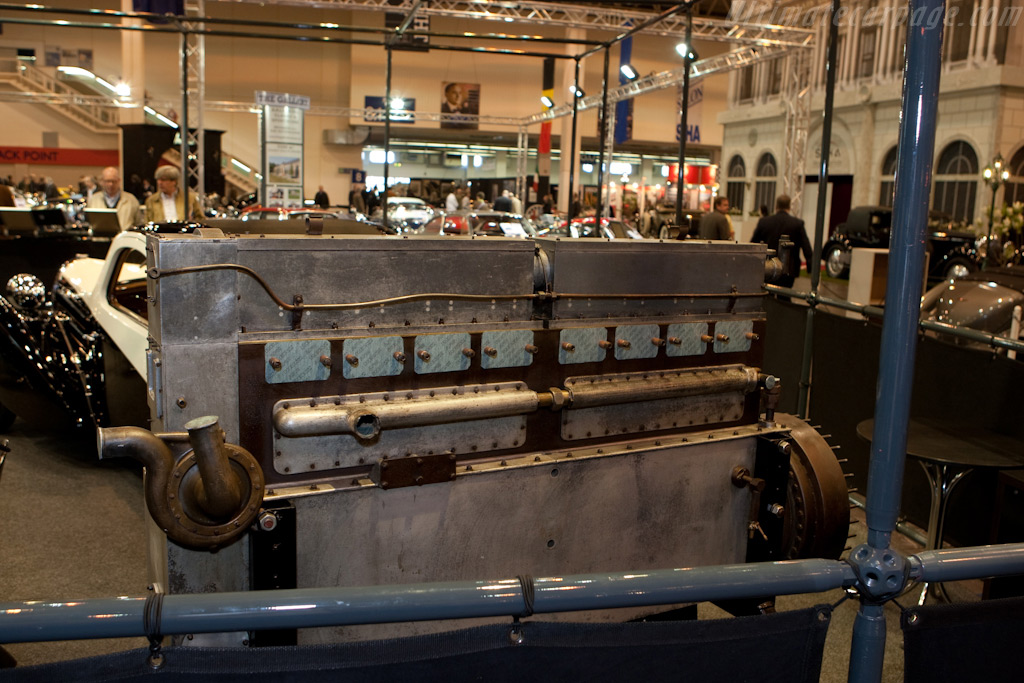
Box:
[932,140,978,223]
[1004,147,1024,206]
[725,155,746,214]
[879,146,898,207]
[754,152,777,215]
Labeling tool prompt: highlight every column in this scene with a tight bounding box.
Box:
[557,28,585,214]
[987,0,1001,63]
[120,0,146,126]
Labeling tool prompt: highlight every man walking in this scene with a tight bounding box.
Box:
[751,194,813,288]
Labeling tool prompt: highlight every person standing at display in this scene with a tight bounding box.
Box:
[314,185,330,209]
[699,196,734,241]
[493,190,513,212]
[79,175,97,200]
[87,167,140,231]
[750,194,813,288]
[445,187,461,212]
[144,166,201,222]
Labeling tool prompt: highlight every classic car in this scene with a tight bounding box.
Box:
[371,197,436,233]
[239,206,340,221]
[421,210,538,237]
[920,265,1024,349]
[538,216,644,240]
[822,206,979,281]
[0,228,152,432]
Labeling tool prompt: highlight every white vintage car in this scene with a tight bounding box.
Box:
[0,229,152,432]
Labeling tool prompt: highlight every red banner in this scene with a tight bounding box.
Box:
[0,147,119,166]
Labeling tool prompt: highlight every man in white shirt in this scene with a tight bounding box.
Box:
[86,166,140,230]
[445,187,462,212]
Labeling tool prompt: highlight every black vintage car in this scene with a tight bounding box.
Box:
[822,206,979,281]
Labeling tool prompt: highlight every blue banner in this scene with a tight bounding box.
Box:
[615,37,634,145]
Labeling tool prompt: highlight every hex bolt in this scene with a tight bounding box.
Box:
[616,338,631,349]
[668,337,682,345]
[268,357,282,371]
[716,333,730,343]
[651,337,666,347]
[561,342,575,352]
[393,351,407,363]
[417,350,431,361]
[257,511,278,532]
[598,340,613,350]
[320,354,332,368]
[700,334,713,343]
[524,344,539,354]
[768,503,785,518]
[746,332,761,341]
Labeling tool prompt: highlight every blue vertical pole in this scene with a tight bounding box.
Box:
[851,1,946,681]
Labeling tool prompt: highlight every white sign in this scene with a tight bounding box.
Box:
[265,106,304,145]
[255,91,311,110]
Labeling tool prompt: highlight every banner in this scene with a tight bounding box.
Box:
[441,82,480,130]
[0,146,118,166]
[615,37,634,145]
[674,84,703,144]
[257,90,307,208]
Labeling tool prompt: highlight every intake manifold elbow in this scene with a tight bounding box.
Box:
[98,417,265,550]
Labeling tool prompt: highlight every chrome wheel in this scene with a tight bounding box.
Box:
[825,246,848,279]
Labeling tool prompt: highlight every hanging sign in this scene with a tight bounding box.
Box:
[257,90,307,208]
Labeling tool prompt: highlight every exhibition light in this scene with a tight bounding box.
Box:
[473,155,483,168]
[569,85,585,98]
[114,81,131,98]
[581,163,594,173]
[390,97,405,110]
[57,65,92,78]
[620,64,638,81]
[231,159,252,174]
[675,42,697,60]
[540,95,554,108]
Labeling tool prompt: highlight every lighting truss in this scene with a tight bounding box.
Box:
[217,0,815,47]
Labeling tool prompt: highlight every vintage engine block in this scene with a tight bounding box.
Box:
[128,231,847,643]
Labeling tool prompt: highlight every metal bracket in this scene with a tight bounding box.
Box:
[372,453,458,490]
[846,544,910,604]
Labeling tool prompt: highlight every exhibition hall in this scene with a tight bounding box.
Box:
[0,1,1022,681]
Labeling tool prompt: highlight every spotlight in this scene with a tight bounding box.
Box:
[390,97,405,110]
[620,64,638,81]
[570,85,585,98]
[540,95,554,108]
[675,42,697,60]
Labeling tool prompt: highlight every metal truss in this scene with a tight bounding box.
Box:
[522,41,800,126]
[782,48,810,216]
[216,0,815,47]
[184,0,206,197]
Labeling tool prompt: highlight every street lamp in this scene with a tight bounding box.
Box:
[982,153,1010,269]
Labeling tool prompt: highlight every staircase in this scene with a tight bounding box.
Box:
[0,59,119,134]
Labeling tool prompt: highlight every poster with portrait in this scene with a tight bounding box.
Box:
[440,82,480,130]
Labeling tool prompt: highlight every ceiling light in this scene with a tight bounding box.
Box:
[620,64,638,81]
[540,95,554,108]
[570,85,585,98]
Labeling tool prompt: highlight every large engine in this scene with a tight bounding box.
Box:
[105,230,848,644]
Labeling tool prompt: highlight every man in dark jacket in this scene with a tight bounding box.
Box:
[751,194,813,287]
[314,186,330,209]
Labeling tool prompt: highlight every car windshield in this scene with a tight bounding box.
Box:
[388,200,429,212]
[470,214,537,237]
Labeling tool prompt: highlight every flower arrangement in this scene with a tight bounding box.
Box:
[982,201,1024,238]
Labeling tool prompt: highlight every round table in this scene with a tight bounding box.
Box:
[856,417,1024,602]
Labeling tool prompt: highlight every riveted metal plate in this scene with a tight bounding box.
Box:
[714,320,754,354]
[272,382,527,474]
[342,336,405,379]
[480,329,535,369]
[265,340,331,384]
[415,333,472,374]
[614,324,661,361]
[558,327,608,365]
[561,392,745,440]
[666,322,709,357]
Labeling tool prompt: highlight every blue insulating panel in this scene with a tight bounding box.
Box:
[614,324,661,360]
[713,321,753,354]
[265,339,332,384]
[558,327,608,364]
[480,330,535,369]
[666,322,708,357]
[342,336,405,379]
[415,333,472,374]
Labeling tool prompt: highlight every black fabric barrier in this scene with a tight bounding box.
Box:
[0,606,832,683]
[902,595,1024,682]
[764,296,1024,546]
